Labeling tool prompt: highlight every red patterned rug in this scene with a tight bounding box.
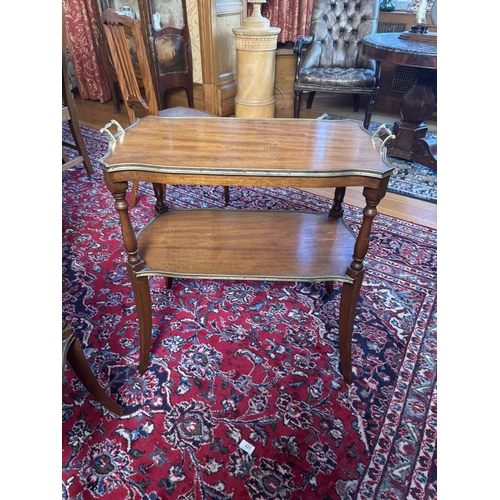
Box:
[62,124,437,500]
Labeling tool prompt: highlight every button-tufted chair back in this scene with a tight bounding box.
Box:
[293,0,380,128]
[306,0,377,69]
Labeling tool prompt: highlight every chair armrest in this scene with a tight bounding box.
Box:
[293,35,313,55]
[293,35,313,81]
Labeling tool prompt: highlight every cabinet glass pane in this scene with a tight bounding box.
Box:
[113,0,141,19]
[151,0,184,30]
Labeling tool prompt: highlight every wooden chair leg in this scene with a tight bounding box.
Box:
[66,113,94,176]
[294,91,302,118]
[112,82,121,114]
[185,86,195,109]
[64,322,126,415]
[363,95,377,129]
[224,186,230,205]
[129,181,139,208]
[352,94,360,113]
[306,91,316,109]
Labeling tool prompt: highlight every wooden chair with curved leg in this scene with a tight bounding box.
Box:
[62,14,94,176]
[100,8,229,208]
[63,319,125,416]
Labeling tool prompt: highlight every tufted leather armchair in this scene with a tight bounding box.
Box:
[293,0,381,128]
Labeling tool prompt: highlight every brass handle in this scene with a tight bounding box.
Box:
[380,133,396,149]
[100,119,125,144]
[372,123,395,150]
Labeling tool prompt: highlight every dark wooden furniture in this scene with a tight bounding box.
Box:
[293,0,381,129]
[139,0,196,111]
[100,8,227,208]
[99,116,393,385]
[92,0,196,112]
[101,8,158,126]
[62,14,94,176]
[63,319,125,416]
[362,32,437,170]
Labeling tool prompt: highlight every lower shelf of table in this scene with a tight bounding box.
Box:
[136,209,357,282]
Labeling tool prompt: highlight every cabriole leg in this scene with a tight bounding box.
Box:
[338,275,363,384]
[127,271,152,375]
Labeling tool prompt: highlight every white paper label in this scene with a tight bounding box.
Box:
[239,439,255,455]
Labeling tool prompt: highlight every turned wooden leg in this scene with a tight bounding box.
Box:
[326,187,346,295]
[294,91,302,118]
[108,180,153,376]
[64,321,126,416]
[306,91,316,109]
[338,275,364,385]
[337,182,387,384]
[165,276,173,289]
[329,187,346,219]
[153,183,169,214]
[363,94,377,130]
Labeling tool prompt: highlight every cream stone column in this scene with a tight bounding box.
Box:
[232,2,281,118]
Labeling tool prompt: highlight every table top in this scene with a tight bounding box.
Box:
[100,116,393,181]
[362,32,437,69]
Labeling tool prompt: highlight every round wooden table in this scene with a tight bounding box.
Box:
[362,32,437,171]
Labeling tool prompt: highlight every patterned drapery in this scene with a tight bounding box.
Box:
[259,0,314,44]
[63,0,112,102]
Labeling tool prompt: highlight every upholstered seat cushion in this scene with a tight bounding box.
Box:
[158,106,213,117]
[297,67,377,88]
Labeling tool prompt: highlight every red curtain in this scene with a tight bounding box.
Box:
[63,0,111,102]
[260,0,314,44]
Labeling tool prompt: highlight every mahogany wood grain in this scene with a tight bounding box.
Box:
[101,116,393,384]
[362,33,437,170]
[71,94,436,229]
[136,210,356,281]
[101,117,391,179]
